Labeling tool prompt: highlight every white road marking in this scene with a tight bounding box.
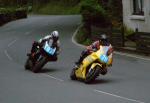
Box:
[8,39,18,47]
[42,74,64,82]
[94,89,145,103]
[115,51,150,61]
[25,31,31,35]
[4,50,13,61]
[71,24,86,48]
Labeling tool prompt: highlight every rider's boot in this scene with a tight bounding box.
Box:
[75,56,84,68]
[75,50,89,68]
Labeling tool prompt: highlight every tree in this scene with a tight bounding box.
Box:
[0,0,27,7]
[80,0,110,38]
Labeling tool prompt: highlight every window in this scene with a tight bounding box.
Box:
[133,0,144,15]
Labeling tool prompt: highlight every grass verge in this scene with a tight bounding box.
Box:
[32,2,80,15]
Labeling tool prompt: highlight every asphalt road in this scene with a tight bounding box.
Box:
[0,15,150,103]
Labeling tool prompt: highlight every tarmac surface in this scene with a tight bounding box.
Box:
[0,15,150,103]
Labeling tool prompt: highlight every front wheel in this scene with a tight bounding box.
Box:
[85,66,100,83]
[24,57,33,70]
[32,57,47,73]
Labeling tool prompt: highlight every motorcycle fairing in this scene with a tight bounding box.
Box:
[100,54,108,63]
[90,63,102,70]
[75,45,112,79]
[75,52,98,79]
[44,41,56,55]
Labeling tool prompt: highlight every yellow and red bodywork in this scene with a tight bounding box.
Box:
[75,45,113,79]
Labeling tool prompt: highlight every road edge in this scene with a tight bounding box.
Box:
[71,25,150,61]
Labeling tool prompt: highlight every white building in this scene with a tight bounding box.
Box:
[122,0,150,32]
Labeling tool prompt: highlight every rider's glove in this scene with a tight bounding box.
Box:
[92,48,97,52]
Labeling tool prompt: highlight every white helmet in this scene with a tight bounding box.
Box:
[51,31,59,40]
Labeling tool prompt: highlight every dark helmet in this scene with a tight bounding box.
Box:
[100,34,109,46]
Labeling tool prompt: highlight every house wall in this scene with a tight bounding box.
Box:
[122,0,150,32]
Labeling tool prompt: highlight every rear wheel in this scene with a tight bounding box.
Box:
[25,57,32,70]
[85,66,100,83]
[32,57,47,73]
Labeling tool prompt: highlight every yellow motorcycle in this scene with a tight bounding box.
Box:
[70,45,113,83]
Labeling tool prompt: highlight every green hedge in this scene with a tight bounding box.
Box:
[80,0,110,27]
[0,7,27,26]
[32,0,80,15]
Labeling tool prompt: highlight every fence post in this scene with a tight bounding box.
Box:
[121,25,125,47]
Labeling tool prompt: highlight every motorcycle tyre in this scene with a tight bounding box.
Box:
[32,57,47,73]
[25,57,32,70]
[85,66,100,84]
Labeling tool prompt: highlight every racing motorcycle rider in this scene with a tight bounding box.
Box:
[28,30,60,61]
[75,34,113,67]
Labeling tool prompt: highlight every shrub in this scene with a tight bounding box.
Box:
[80,0,109,27]
[75,26,87,44]
[124,25,134,37]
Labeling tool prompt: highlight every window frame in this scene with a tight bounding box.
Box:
[132,0,144,15]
